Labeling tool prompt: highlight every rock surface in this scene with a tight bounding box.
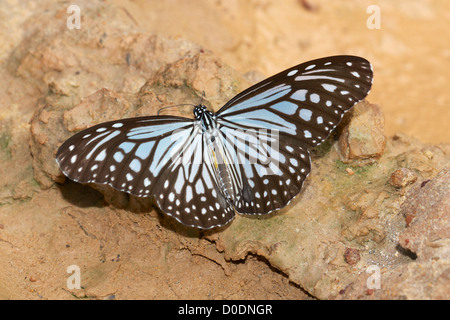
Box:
[31,36,449,299]
[337,102,386,165]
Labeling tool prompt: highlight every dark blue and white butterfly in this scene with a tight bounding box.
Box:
[56,55,373,229]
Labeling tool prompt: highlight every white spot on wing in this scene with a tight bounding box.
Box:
[310,93,320,103]
[135,141,155,160]
[113,151,124,163]
[295,75,345,83]
[174,170,185,194]
[270,101,298,115]
[299,109,312,121]
[186,185,193,202]
[317,116,323,124]
[304,130,312,138]
[129,158,141,172]
[291,89,307,101]
[322,84,337,92]
[119,142,135,154]
[195,180,205,194]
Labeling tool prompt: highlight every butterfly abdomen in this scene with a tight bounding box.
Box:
[217,162,234,202]
[206,131,235,202]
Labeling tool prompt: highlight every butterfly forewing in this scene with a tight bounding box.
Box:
[216,55,373,149]
[212,55,373,215]
[56,116,196,197]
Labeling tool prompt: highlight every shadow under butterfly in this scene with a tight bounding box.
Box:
[56,55,373,229]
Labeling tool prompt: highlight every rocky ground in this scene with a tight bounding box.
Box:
[0,1,448,299]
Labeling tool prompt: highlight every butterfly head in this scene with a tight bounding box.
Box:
[193,104,208,120]
[194,105,216,131]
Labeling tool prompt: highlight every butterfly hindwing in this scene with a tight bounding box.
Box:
[217,127,311,214]
[152,125,235,228]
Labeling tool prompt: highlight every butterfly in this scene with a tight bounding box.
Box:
[56,55,373,229]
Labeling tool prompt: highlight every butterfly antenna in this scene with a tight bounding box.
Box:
[157,103,196,116]
[200,90,207,105]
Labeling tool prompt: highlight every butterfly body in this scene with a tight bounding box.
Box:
[193,104,216,131]
[193,104,235,202]
[56,55,373,229]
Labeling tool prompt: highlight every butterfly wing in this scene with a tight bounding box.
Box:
[217,127,311,214]
[216,55,373,148]
[215,55,373,213]
[152,124,235,228]
[56,116,234,228]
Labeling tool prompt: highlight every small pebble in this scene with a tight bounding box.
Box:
[405,215,414,227]
[346,168,355,176]
[389,168,417,188]
[423,150,433,159]
[420,180,430,188]
[344,248,361,265]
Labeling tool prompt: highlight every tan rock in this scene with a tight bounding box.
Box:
[337,101,386,165]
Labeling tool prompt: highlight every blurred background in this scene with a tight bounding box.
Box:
[108,0,449,143]
[1,0,449,143]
